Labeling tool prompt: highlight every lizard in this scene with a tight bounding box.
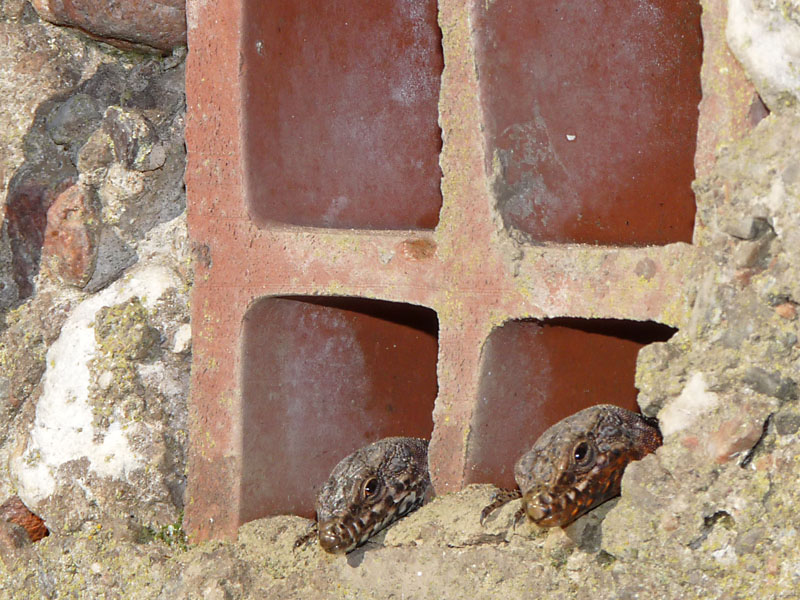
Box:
[295,436,430,554]
[480,404,662,528]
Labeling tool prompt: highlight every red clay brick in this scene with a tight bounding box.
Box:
[185,0,707,541]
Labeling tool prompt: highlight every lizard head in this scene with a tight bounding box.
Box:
[514,404,662,527]
[315,437,430,554]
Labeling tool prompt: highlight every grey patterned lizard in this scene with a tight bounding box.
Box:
[296,436,430,554]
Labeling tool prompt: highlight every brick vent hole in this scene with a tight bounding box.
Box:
[240,296,438,522]
[242,0,444,230]
[474,0,703,245]
[466,318,676,488]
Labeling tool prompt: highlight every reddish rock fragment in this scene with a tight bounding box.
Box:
[707,418,765,464]
[30,0,186,53]
[766,555,780,576]
[42,184,99,288]
[4,182,51,300]
[774,302,797,320]
[0,496,49,542]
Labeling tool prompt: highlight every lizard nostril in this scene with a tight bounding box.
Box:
[522,494,549,523]
[318,521,350,554]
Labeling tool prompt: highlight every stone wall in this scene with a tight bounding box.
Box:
[0,0,191,568]
[0,0,798,598]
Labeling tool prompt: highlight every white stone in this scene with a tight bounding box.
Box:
[97,370,114,390]
[726,0,800,110]
[658,372,720,437]
[172,323,192,354]
[711,544,738,567]
[12,264,180,506]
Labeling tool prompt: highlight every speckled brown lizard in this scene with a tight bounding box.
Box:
[295,437,430,554]
[480,404,662,528]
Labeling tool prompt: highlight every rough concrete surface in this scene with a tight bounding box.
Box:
[1,106,799,600]
[0,1,799,599]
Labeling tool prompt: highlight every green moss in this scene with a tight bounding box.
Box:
[547,546,572,569]
[139,512,189,552]
[94,297,160,361]
[89,297,160,428]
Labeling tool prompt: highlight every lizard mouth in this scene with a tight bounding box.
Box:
[318,516,377,554]
[522,489,596,527]
[522,465,624,527]
[317,489,422,553]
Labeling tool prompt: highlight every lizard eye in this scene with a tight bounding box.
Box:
[573,441,594,467]
[362,477,380,498]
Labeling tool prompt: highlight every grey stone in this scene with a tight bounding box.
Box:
[77,129,115,184]
[720,216,771,240]
[0,224,20,310]
[45,92,102,151]
[734,526,765,555]
[743,367,797,401]
[102,106,159,172]
[774,411,800,436]
[731,238,771,269]
[84,227,137,293]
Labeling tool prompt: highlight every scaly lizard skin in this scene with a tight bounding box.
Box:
[481,404,662,527]
[296,437,430,554]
